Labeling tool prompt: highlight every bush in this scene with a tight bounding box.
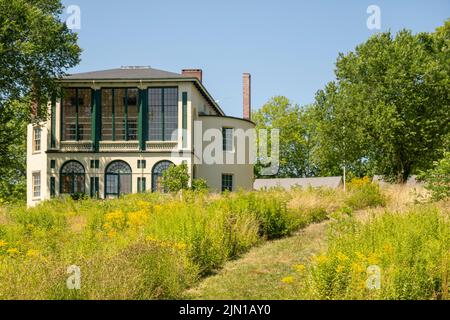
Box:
[345,178,386,209]
[191,178,208,192]
[162,163,189,193]
[419,152,450,201]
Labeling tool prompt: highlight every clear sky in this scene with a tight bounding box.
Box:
[61,0,449,117]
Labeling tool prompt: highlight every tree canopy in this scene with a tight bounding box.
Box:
[255,20,450,183]
[0,0,81,202]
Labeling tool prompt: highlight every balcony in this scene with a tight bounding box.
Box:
[99,141,140,152]
[60,141,93,152]
[146,141,178,152]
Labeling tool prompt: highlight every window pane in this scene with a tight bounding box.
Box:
[101,89,113,140]
[223,128,233,151]
[106,175,118,194]
[120,174,131,194]
[77,89,91,140]
[148,88,163,141]
[114,89,126,141]
[164,88,178,141]
[62,88,77,141]
[127,88,138,140]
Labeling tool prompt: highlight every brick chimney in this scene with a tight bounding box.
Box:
[243,73,251,120]
[182,69,202,83]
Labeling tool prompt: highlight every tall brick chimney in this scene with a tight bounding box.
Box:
[243,73,251,120]
[182,69,202,83]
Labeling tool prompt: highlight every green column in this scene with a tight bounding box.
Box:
[91,89,101,152]
[50,93,56,148]
[182,92,188,148]
[138,89,148,150]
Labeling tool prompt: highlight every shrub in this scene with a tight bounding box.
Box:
[191,178,208,192]
[162,163,190,192]
[345,179,386,209]
[419,152,450,201]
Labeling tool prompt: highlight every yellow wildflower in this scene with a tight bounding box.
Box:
[315,254,329,265]
[0,240,7,247]
[337,252,349,262]
[6,248,19,255]
[367,252,380,265]
[26,249,40,257]
[355,251,366,261]
[281,276,295,284]
[335,265,345,273]
[294,264,306,273]
[351,262,365,274]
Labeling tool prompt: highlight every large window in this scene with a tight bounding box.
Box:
[105,160,132,196]
[60,161,85,194]
[148,88,178,141]
[61,88,91,141]
[101,88,138,141]
[151,160,174,192]
[32,172,41,198]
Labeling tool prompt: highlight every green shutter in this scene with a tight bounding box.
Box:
[51,93,56,148]
[50,177,55,198]
[182,92,188,148]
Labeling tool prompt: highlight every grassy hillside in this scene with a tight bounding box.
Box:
[0,180,386,299]
[189,185,450,300]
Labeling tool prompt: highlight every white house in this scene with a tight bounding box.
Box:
[26,67,255,207]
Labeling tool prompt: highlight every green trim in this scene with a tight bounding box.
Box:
[124,89,129,141]
[111,89,115,141]
[91,89,101,152]
[50,177,56,198]
[161,88,165,141]
[50,93,56,148]
[138,89,148,150]
[75,89,79,141]
[182,92,188,148]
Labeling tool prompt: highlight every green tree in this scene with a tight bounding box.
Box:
[162,163,190,193]
[311,21,450,183]
[0,0,81,202]
[253,96,317,178]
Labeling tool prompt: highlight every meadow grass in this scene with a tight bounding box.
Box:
[0,180,391,299]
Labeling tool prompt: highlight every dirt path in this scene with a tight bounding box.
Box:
[186,220,329,300]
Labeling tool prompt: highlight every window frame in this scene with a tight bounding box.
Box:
[60,160,86,195]
[221,173,233,192]
[32,171,41,198]
[61,87,92,142]
[33,126,41,152]
[100,87,139,141]
[148,87,179,142]
[222,127,234,152]
[105,160,132,197]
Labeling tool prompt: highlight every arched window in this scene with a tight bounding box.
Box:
[60,161,85,194]
[105,160,132,197]
[151,160,174,192]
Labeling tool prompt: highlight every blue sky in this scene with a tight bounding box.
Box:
[61,0,449,117]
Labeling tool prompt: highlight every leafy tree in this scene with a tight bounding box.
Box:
[162,163,190,193]
[0,0,81,202]
[191,178,208,192]
[418,152,450,201]
[252,96,317,178]
[311,21,450,183]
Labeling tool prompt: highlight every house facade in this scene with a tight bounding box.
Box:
[26,67,255,207]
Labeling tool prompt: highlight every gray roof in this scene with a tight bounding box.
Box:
[254,177,343,190]
[63,67,185,80]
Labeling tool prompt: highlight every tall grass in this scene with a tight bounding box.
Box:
[284,205,450,300]
[0,183,386,300]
